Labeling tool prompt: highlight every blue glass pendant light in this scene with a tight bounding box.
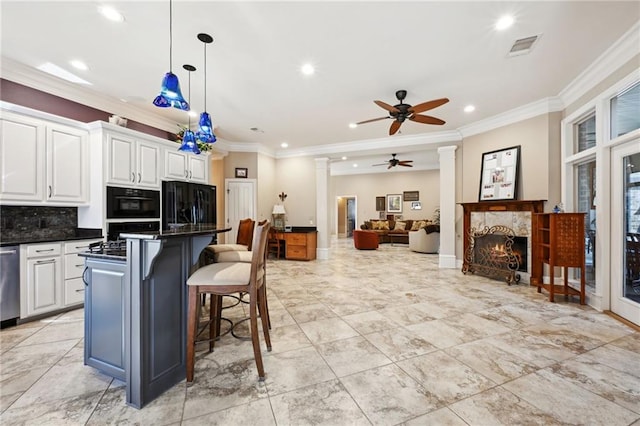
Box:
[153,0,189,111]
[178,65,200,154]
[196,33,216,143]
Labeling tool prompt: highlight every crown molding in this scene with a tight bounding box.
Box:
[276,130,462,159]
[458,97,564,138]
[559,20,640,109]
[1,57,179,133]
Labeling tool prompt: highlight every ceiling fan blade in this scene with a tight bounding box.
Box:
[356,116,389,125]
[408,98,449,114]
[399,163,414,167]
[372,162,388,166]
[397,160,413,165]
[387,163,393,169]
[374,100,399,113]
[409,114,446,125]
[389,120,402,135]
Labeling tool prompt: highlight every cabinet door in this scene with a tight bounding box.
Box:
[0,113,45,201]
[164,150,188,181]
[106,134,136,186]
[137,140,160,188]
[25,256,63,316]
[84,259,126,380]
[188,155,208,183]
[47,124,88,203]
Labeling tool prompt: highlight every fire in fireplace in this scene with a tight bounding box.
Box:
[462,225,524,285]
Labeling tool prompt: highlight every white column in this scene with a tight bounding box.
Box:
[315,157,330,259]
[438,146,457,268]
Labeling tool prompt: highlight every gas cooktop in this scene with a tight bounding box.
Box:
[88,240,127,257]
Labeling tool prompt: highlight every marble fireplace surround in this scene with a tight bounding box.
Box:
[460,201,545,285]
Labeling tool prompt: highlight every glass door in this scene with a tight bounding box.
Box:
[611,140,640,325]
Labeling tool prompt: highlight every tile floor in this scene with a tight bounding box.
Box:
[1,238,639,425]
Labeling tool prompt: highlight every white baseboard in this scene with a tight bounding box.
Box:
[317,248,330,260]
[439,254,457,269]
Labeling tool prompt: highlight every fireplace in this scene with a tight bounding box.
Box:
[463,225,522,285]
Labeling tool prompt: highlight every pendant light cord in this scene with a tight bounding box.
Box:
[203,42,207,111]
[169,0,173,72]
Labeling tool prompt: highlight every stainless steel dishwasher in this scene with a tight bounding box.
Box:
[1,245,20,326]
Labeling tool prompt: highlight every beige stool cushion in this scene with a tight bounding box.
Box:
[215,250,253,263]
[206,244,249,254]
[187,262,264,286]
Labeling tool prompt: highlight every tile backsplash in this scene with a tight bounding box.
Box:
[0,206,78,241]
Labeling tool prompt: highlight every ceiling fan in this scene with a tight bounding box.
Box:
[356,90,449,135]
[373,153,413,169]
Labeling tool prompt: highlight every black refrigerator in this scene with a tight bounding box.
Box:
[162,181,217,229]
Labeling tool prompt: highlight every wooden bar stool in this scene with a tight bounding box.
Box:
[186,221,272,382]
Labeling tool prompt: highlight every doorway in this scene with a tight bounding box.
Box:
[611,140,640,326]
[336,196,357,238]
[224,179,257,244]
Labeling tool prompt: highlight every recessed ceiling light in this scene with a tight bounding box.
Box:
[99,5,125,22]
[300,63,315,76]
[495,15,514,31]
[352,163,358,168]
[464,105,476,113]
[70,60,88,71]
[37,62,92,85]
[281,142,289,148]
[348,123,357,129]
[341,156,348,160]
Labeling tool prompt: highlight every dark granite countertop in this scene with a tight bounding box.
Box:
[120,224,231,240]
[0,228,103,247]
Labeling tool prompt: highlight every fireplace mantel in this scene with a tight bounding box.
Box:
[459,200,545,284]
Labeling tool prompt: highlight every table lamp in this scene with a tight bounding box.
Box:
[272,204,286,230]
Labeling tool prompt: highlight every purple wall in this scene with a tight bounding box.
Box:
[0,79,175,140]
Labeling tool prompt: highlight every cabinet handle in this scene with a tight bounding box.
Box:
[75,245,88,249]
[83,267,89,286]
[75,263,84,267]
[75,288,85,293]
[36,259,55,264]
[0,250,17,255]
[131,172,135,182]
[185,170,189,178]
[48,185,52,198]
[189,171,192,179]
[36,248,55,253]
[138,173,141,183]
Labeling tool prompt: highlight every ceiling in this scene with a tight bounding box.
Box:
[1,1,639,174]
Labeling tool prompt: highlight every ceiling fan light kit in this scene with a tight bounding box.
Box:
[153,0,190,111]
[356,90,449,135]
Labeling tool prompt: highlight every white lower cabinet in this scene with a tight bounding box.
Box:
[20,238,102,319]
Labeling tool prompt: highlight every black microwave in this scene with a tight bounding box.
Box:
[106,186,161,219]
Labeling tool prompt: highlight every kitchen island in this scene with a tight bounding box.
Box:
[80,224,230,409]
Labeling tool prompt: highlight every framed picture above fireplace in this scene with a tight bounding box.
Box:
[479,145,520,201]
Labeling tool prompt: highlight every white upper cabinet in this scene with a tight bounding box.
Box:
[0,110,88,205]
[163,149,209,183]
[105,133,160,189]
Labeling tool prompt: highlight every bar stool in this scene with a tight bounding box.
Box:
[186,221,272,382]
[204,218,255,263]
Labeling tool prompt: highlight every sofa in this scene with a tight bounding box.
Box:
[409,227,440,253]
[360,219,437,244]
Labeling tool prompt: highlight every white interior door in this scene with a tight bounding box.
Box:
[610,139,640,326]
[224,179,256,244]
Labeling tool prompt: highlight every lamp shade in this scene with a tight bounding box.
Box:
[178,129,200,154]
[196,112,217,143]
[272,204,286,215]
[153,72,190,110]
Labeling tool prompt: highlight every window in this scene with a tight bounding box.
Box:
[611,81,640,139]
[575,114,596,153]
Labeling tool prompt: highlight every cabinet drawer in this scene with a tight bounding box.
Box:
[26,243,61,257]
[65,239,101,254]
[286,234,307,245]
[65,253,86,279]
[287,245,307,259]
[64,277,85,306]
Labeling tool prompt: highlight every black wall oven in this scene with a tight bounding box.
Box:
[106,186,161,220]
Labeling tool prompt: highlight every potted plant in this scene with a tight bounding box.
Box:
[175,125,214,153]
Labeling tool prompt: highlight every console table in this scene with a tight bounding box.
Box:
[274,230,317,260]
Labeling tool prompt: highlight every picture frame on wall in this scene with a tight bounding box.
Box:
[410,201,422,210]
[478,146,520,201]
[403,191,419,202]
[386,194,402,213]
[375,196,385,211]
[235,167,248,178]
